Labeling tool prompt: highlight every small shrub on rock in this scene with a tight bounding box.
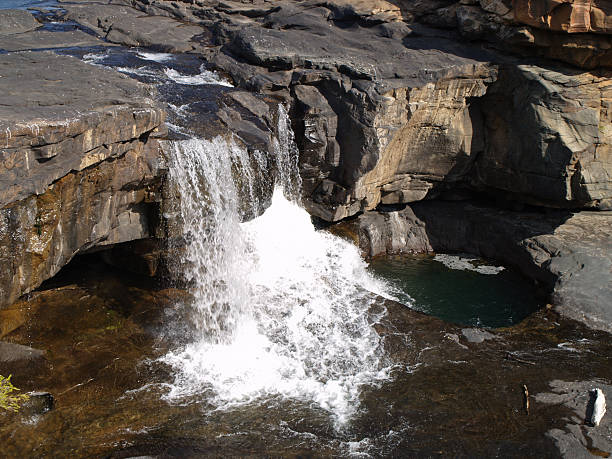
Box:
[0,374,29,412]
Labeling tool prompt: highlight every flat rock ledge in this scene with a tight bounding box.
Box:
[0,50,165,309]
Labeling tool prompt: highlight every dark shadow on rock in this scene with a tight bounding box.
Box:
[585,390,597,426]
[401,24,499,64]
[410,200,573,285]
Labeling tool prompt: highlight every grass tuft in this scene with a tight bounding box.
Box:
[0,374,29,412]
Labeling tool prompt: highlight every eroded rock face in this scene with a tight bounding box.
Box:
[475,64,612,209]
[0,51,165,309]
[124,0,612,221]
[295,68,497,221]
[154,0,502,221]
[0,141,163,308]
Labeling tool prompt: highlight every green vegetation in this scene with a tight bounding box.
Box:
[0,374,29,412]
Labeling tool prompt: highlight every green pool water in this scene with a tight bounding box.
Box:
[368,254,542,328]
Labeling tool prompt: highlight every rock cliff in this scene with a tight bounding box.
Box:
[0,50,165,308]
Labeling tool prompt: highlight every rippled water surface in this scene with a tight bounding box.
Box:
[368,254,542,328]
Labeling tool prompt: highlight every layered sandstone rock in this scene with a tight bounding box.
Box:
[513,0,612,34]
[118,0,612,220]
[389,0,612,69]
[474,64,612,209]
[145,0,501,220]
[0,51,165,309]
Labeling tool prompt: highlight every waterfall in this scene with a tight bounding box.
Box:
[161,108,394,426]
[272,104,301,200]
[164,136,266,341]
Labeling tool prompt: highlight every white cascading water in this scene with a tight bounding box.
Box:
[161,106,394,426]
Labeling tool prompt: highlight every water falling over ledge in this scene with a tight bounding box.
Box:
[160,109,396,426]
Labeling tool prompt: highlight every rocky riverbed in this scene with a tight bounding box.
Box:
[1,253,611,457]
[0,0,611,457]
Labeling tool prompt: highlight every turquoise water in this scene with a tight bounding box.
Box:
[368,254,541,328]
[0,0,58,9]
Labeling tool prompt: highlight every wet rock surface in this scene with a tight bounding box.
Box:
[20,391,54,417]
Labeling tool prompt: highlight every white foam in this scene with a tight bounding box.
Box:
[163,65,233,87]
[164,121,189,136]
[115,66,160,79]
[161,189,394,426]
[167,103,191,118]
[433,254,505,275]
[136,51,174,62]
[82,52,109,65]
[556,342,579,352]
